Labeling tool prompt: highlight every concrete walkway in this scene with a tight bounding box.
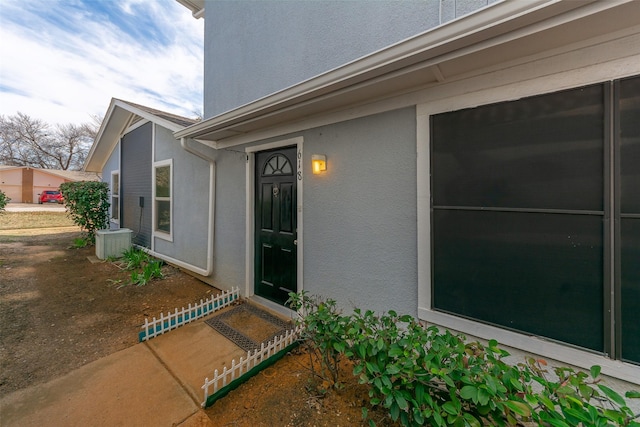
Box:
[0,317,250,427]
[5,202,66,212]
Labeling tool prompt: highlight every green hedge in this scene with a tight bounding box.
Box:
[289,292,640,427]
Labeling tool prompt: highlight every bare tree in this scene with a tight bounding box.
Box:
[0,112,97,171]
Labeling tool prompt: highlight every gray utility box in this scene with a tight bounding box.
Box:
[95,228,133,260]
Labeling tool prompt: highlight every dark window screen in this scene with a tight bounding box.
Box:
[432,84,606,352]
[621,219,640,363]
[619,75,640,363]
[433,210,604,351]
[432,85,604,211]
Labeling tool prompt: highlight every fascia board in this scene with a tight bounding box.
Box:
[114,100,188,133]
[176,0,204,19]
[174,0,599,142]
[83,99,120,172]
[84,99,189,172]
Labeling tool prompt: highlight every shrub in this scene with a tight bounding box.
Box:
[290,292,640,427]
[0,189,10,212]
[60,181,109,243]
[288,291,351,392]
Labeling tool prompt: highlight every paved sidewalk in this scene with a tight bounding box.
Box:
[5,202,66,212]
[0,317,249,427]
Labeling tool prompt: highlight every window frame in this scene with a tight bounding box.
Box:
[153,159,173,241]
[110,170,119,224]
[416,74,640,381]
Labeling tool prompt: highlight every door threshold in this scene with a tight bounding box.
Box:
[249,295,297,321]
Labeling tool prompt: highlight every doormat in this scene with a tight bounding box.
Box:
[205,303,294,352]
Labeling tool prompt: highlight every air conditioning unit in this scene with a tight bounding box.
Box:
[95,228,133,260]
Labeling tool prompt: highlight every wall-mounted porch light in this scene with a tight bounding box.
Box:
[311,154,327,174]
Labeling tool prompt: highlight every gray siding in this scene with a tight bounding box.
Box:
[301,108,417,316]
[212,108,417,315]
[121,123,152,247]
[211,149,247,288]
[153,125,211,269]
[204,0,493,117]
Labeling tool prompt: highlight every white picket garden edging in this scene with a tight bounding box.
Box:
[201,325,301,407]
[139,287,239,341]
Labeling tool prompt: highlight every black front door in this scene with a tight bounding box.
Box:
[255,147,297,305]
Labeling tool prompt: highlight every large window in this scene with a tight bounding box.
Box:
[110,171,119,222]
[431,76,639,364]
[154,160,172,236]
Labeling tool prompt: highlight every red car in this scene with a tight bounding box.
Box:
[39,190,64,204]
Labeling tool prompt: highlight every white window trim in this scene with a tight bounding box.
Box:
[416,62,640,384]
[110,170,120,225]
[153,159,173,242]
[245,136,303,317]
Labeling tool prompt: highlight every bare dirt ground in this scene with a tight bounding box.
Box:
[0,227,393,426]
[0,227,217,396]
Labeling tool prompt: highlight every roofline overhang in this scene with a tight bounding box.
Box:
[176,0,205,19]
[84,99,193,172]
[175,0,639,146]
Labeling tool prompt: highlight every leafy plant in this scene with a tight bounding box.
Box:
[289,292,640,427]
[288,291,351,392]
[113,247,163,287]
[71,236,90,248]
[120,247,150,271]
[524,359,640,427]
[0,189,10,212]
[60,181,109,243]
[130,259,163,286]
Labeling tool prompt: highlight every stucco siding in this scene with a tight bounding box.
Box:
[210,108,417,314]
[121,123,152,247]
[210,149,247,288]
[153,125,210,269]
[301,107,417,316]
[203,0,492,118]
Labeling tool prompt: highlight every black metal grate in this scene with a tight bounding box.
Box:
[205,303,293,352]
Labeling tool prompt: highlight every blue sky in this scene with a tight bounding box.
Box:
[0,0,204,126]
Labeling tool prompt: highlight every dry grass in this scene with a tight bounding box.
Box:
[0,211,76,230]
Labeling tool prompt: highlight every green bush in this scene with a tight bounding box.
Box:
[290,292,640,427]
[0,189,10,212]
[288,292,351,392]
[60,181,109,243]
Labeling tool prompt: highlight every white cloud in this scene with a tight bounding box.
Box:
[0,0,203,125]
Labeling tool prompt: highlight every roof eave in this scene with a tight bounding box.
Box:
[176,0,204,19]
[84,99,193,172]
[175,0,635,145]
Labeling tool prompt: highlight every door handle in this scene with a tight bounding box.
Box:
[293,240,298,245]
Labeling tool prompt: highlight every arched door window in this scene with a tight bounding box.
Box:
[262,154,292,176]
